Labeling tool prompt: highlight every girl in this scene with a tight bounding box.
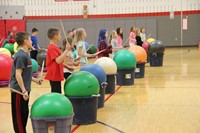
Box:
[135,28,143,47]
[63,37,80,79]
[140,27,146,42]
[116,27,123,47]
[74,28,94,68]
[97,29,112,58]
[109,30,123,58]
[129,26,136,46]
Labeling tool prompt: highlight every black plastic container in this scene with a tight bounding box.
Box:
[105,74,116,94]
[98,82,107,108]
[31,115,73,133]
[149,53,164,67]
[116,68,135,86]
[67,96,98,125]
[135,62,145,78]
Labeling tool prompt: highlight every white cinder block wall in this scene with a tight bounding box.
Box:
[0,0,199,16]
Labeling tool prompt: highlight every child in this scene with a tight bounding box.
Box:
[97,29,112,58]
[10,32,43,133]
[140,27,146,42]
[109,30,123,58]
[45,28,70,93]
[30,28,40,60]
[74,28,94,68]
[63,37,80,79]
[129,26,136,46]
[135,28,143,47]
[7,30,13,39]
[116,27,123,47]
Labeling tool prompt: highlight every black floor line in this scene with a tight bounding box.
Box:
[96,120,125,133]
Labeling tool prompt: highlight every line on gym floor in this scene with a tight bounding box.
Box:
[96,120,125,133]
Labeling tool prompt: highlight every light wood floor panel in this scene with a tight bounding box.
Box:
[0,47,200,133]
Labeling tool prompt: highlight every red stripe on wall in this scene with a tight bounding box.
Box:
[25,10,200,20]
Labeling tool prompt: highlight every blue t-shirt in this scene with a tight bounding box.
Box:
[31,36,38,49]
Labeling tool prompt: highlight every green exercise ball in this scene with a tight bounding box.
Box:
[3,43,14,53]
[113,50,136,69]
[31,59,39,72]
[64,71,99,97]
[87,44,97,54]
[31,93,73,117]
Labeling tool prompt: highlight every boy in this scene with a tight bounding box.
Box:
[30,28,40,60]
[10,32,43,133]
[45,28,70,93]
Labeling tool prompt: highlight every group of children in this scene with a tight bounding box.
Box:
[129,26,147,47]
[9,25,147,132]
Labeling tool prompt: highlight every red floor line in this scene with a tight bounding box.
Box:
[70,85,122,133]
[71,125,80,133]
[104,86,122,103]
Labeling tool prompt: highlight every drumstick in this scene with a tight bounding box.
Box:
[59,19,69,44]
[10,88,24,96]
[86,45,92,52]
[40,60,45,77]
[95,49,106,55]
[0,37,4,44]
[147,33,151,39]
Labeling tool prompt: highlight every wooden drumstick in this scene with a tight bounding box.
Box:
[10,88,24,96]
[40,60,45,78]
[59,19,69,44]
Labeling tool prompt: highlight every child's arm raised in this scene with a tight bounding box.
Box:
[55,49,69,64]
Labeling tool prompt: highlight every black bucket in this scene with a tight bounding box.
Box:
[98,82,107,109]
[116,68,135,86]
[149,53,164,67]
[135,62,145,78]
[67,96,98,125]
[31,115,73,133]
[105,74,116,94]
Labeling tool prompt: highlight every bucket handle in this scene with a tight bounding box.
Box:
[100,82,108,88]
[92,94,101,97]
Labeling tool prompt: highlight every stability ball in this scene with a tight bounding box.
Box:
[0,54,13,80]
[80,64,106,85]
[113,50,136,69]
[64,71,99,97]
[94,57,117,74]
[31,59,39,72]
[147,38,155,44]
[87,44,97,54]
[0,48,11,57]
[142,42,150,52]
[31,93,73,117]
[128,45,147,63]
[36,50,46,67]
[3,43,14,53]
[148,40,165,54]
[13,42,19,54]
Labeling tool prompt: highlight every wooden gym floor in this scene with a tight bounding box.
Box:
[0,47,200,133]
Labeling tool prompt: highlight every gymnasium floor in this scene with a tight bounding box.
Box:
[0,47,200,133]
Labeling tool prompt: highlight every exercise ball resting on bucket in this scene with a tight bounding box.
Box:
[113,50,136,85]
[148,40,165,66]
[94,57,117,94]
[80,64,107,108]
[64,71,100,125]
[31,93,73,133]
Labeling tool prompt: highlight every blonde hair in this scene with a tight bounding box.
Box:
[109,30,116,44]
[73,28,85,45]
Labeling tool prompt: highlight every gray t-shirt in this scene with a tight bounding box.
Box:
[10,49,32,92]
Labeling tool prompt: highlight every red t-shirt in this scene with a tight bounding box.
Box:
[45,44,64,81]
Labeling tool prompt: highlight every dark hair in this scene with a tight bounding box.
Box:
[97,29,107,49]
[15,32,30,46]
[47,28,60,39]
[116,27,123,39]
[62,37,73,51]
[67,30,72,34]
[32,28,38,33]
[8,30,12,35]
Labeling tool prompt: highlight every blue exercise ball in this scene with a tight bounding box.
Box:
[80,64,106,85]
